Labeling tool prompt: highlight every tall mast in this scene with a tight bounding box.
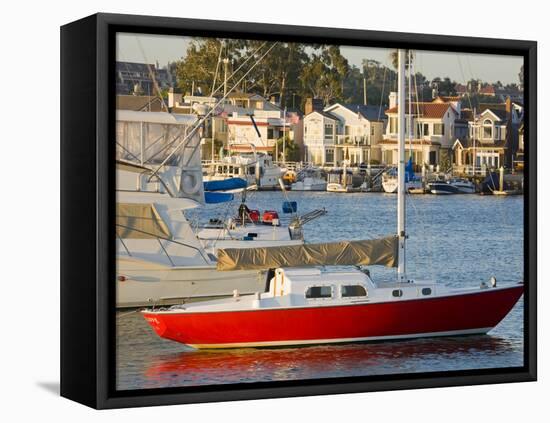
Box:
[408,50,412,157]
[397,49,406,282]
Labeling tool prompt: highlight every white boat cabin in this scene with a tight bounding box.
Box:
[166,267,441,314]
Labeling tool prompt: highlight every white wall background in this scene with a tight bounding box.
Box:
[0,1,546,420]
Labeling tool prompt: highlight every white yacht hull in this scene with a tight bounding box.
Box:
[117,256,266,308]
[291,178,327,191]
[326,183,350,193]
[382,178,423,193]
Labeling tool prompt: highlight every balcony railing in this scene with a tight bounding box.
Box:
[335,135,370,145]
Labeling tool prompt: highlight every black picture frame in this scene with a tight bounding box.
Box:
[60,12,537,409]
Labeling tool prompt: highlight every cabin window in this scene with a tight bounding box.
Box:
[305,286,332,299]
[341,285,367,298]
[392,289,403,298]
[421,288,432,296]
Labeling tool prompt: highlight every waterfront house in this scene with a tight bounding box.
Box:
[226,109,286,154]
[452,98,522,170]
[380,94,458,168]
[302,103,385,166]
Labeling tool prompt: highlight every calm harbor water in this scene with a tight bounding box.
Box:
[116,192,524,391]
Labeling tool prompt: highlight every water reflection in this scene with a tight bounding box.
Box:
[141,335,518,389]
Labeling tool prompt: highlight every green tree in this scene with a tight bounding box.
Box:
[276,136,300,162]
[300,45,350,105]
[176,38,245,95]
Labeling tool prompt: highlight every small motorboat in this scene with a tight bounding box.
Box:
[326,182,351,193]
[291,167,327,191]
[382,159,423,194]
[428,178,476,195]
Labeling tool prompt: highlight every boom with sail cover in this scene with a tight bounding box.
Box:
[217,236,398,271]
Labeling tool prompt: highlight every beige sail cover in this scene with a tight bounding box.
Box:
[217,236,398,271]
[116,203,172,239]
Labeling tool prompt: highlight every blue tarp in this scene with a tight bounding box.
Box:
[405,158,415,183]
[203,178,247,192]
[204,191,235,204]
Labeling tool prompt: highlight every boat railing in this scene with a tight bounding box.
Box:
[116,224,211,265]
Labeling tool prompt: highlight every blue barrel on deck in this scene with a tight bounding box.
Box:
[282,201,297,213]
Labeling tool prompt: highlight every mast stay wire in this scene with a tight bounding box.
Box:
[147,41,279,181]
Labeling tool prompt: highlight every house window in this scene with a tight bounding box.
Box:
[267,128,274,139]
[483,119,493,139]
[305,286,332,299]
[341,285,367,298]
[389,117,397,134]
[422,123,429,136]
[370,126,375,136]
[433,123,444,136]
[324,123,334,140]
[325,148,335,164]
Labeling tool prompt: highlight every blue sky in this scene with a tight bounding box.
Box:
[117,33,523,85]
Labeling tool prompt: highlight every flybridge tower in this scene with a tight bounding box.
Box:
[397,49,407,282]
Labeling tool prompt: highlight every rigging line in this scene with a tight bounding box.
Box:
[406,191,435,280]
[135,37,168,112]
[457,55,477,173]
[211,41,269,99]
[377,65,388,122]
[210,41,224,98]
[148,41,279,181]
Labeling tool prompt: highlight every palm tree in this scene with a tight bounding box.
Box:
[389,49,413,70]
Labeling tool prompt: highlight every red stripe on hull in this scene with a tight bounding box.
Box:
[143,286,523,347]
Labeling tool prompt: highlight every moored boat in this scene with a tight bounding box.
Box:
[143,267,523,348]
[428,178,475,195]
[291,167,327,191]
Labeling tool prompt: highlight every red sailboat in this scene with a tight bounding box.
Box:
[142,50,523,349]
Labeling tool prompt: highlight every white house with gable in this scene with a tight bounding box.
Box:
[303,103,386,166]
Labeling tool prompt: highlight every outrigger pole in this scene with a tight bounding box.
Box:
[397,49,407,281]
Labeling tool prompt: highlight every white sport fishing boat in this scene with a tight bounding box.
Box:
[291,167,327,191]
[203,148,284,190]
[116,111,312,308]
[143,50,523,348]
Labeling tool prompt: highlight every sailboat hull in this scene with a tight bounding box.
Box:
[143,285,523,348]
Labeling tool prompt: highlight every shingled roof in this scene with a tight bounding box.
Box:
[116,95,167,112]
[341,103,387,121]
[385,102,456,119]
